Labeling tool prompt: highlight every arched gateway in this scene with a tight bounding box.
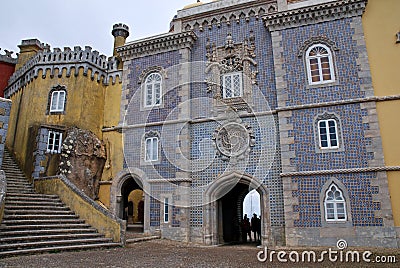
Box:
[110,169,149,233]
[203,172,274,246]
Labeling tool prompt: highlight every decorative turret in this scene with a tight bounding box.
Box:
[15,39,44,71]
[112,23,129,70]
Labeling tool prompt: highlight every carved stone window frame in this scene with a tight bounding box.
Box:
[140,130,161,166]
[298,37,339,88]
[320,178,352,227]
[47,85,67,115]
[138,66,168,111]
[313,112,344,154]
[205,32,258,113]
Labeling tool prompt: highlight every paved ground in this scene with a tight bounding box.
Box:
[0,240,399,268]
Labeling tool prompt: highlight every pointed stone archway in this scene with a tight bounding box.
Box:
[110,168,150,233]
[203,171,274,246]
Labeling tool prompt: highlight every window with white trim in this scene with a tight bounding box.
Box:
[306,44,335,85]
[318,119,339,149]
[47,131,63,154]
[144,73,162,107]
[324,184,347,222]
[164,198,169,223]
[145,137,159,162]
[50,90,66,112]
[222,72,243,99]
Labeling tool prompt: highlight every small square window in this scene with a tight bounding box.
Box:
[47,131,63,154]
[222,72,243,99]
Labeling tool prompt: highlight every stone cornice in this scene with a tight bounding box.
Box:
[264,0,368,31]
[281,166,400,177]
[176,1,278,32]
[117,31,197,61]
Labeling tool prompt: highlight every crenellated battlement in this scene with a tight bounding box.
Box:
[0,48,18,65]
[112,23,129,38]
[5,45,122,98]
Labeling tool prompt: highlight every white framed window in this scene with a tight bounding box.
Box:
[306,44,335,85]
[145,137,159,162]
[164,198,169,223]
[144,73,162,107]
[47,131,63,154]
[324,184,347,222]
[318,119,339,149]
[222,72,243,99]
[50,90,66,112]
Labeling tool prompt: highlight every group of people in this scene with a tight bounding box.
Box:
[241,213,261,243]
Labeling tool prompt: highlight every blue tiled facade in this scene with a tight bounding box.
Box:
[119,0,396,247]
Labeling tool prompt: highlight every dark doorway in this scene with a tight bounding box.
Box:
[121,177,144,233]
[219,182,256,244]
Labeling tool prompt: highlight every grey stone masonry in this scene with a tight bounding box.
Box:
[0,98,11,168]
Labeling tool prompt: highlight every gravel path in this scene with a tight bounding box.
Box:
[1,240,399,268]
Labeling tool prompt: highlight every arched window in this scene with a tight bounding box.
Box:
[306,44,335,85]
[324,184,347,222]
[318,118,339,149]
[144,73,162,107]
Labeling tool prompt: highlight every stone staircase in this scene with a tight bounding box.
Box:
[0,149,120,257]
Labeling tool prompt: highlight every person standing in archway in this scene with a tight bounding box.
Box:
[251,213,258,242]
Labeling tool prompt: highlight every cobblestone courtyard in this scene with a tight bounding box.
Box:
[1,240,399,268]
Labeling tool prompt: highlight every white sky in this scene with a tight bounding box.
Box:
[0,0,208,57]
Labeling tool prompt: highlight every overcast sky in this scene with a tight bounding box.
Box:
[0,0,207,57]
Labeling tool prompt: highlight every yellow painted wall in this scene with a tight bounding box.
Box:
[34,177,124,242]
[363,0,400,226]
[6,67,106,178]
[363,0,400,96]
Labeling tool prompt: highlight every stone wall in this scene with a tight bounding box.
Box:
[0,98,11,167]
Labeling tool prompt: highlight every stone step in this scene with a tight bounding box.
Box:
[0,228,99,237]
[5,205,70,211]
[0,233,104,243]
[7,182,33,188]
[2,219,85,225]
[5,209,75,216]
[3,214,79,220]
[0,223,92,231]
[6,196,62,202]
[0,238,114,251]
[0,242,120,257]
[6,189,35,194]
[5,193,59,199]
[5,200,64,206]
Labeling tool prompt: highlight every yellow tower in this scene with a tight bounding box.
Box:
[111,23,129,70]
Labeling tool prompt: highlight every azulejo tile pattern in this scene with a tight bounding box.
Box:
[120,0,396,247]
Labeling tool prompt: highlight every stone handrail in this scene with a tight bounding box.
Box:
[34,175,125,244]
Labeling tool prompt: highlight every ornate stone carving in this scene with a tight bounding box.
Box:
[297,36,339,57]
[138,66,168,84]
[117,31,197,61]
[205,31,258,112]
[213,122,255,161]
[58,127,106,200]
